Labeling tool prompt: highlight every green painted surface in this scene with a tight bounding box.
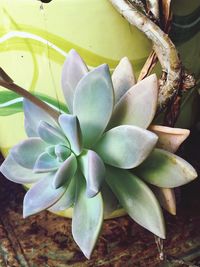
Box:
[0,0,200,154]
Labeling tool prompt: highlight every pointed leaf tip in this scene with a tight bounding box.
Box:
[110,74,158,129]
[33,152,60,173]
[73,64,114,147]
[23,99,57,137]
[106,167,166,239]
[112,57,136,104]
[95,125,158,169]
[23,173,66,218]
[10,138,48,169]
[49,177,76,212]
[136,148,198,188]
[72,175,103,259]
[52,154,77,189]
[59,114,82,155]
[0,153,43,184]
[38,120,68,145]
[79,150,105,198]
[61,49,88,112]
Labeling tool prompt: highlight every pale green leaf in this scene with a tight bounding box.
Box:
[52,154,77,189]
[110,74,158,129]
[61,49,88,112]
[101,182,119,218]
[10,137,48,169]
[112,57,136,104]
[38,121,68,145]
[54,144,71,162]
[49,176,76,212]
[24,99,58,137]
[0,153,43,184]
[23,172,66,218]
[106,166,166,238]
[33,152,60,173]
[73,64,114,147]
[59,114,82,155]
[72,174,103,259]
[95,125,158,169]
[135,148,198,188]
[79,150,105,197]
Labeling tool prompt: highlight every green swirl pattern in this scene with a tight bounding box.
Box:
[0,0,200,154]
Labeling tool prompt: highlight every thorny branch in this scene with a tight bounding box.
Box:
[0,67,60,121]
[109,0,182,111]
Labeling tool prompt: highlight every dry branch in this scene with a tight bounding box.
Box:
[109,0,182,111]
[0,67,60,121]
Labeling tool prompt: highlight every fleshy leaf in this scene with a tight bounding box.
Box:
[55,144,71,162]
[33,152,60,173]
[149,125,190,153]
[106,166,165,239]
[79,150,105,197]
[95,125,158,169]
[52,154,77,189]
[135,148,198,188]
[10,138,48,169]
[46,146,56,157]
[110,74,158,129]
[59,114,82,155]
[23,99,58,137]
[101,182,119,218]
[23,173,66,218]
[0,153,43,184]
[38,121,68,145]
[61,49,88,112]
[73,64,114,147]
[153,187,176,215]
[72,175,103,259]
[49,177,76,212]
[112,57,136,104]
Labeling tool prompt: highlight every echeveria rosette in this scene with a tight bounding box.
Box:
[0,49,197,259]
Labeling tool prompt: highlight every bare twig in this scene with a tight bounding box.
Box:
[138,0,172,82]
[161,0,172,31]
[109,0,182,111]
[127,0,147,14]
[0,67,60,121]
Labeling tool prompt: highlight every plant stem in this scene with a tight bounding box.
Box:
[0,67,60,121]
[108,0,182,111]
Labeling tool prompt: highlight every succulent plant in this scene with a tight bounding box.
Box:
[0,49,197,259]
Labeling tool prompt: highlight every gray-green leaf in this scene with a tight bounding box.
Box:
[95,125,158,169]
[106,166,166,239]
[73,64,114,147]
[79,150,105,197]
[135,148,197,188]
[72,174,103,259]
[110,74,158,129]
